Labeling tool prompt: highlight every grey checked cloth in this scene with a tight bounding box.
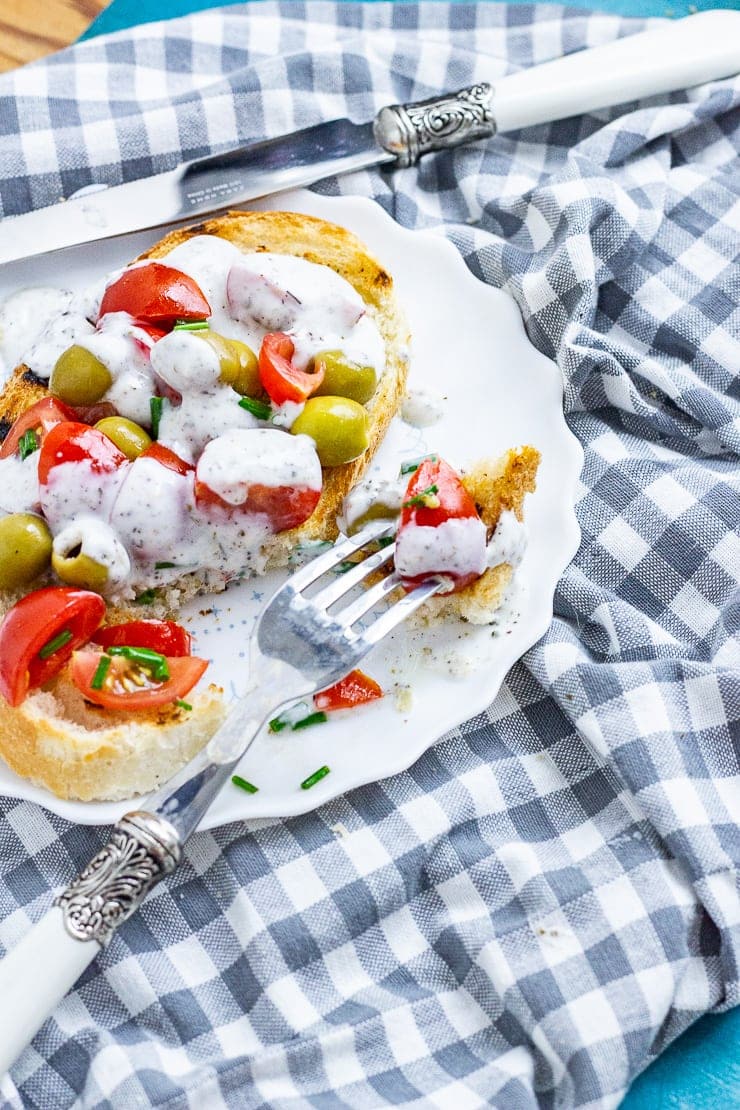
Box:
[0,4,738,1107]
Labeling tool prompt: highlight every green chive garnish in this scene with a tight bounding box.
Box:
[334,560,356,575]
[377,536,395,548]
[91,654,112,690]
[155,561,175,570]
[238,396,272,421]
[108,645,170,681]
[269,715,289,733]
[293,711,328,731]
[300,765,331,790]
[38,628,73,660]
[232,775,259,794]
[173,320,209,331]
[150,396,164,439]
[403,483,440,509]
[18,429,39,461]
[175,699,192,711]
[135,589,157,605]
[400,453,437,476]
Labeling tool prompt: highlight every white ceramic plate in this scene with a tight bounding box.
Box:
[0,190,582,828]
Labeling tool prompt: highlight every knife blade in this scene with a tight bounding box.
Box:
[0,10,738,267]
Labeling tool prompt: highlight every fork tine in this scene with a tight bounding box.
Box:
[336,571,403,627]
[311,542,396,610]
[286,521,395,592]
[358,579,443,646]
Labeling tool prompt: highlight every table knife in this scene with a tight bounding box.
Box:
[1,10,738,267]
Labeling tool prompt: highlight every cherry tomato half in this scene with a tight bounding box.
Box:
[258,333,324,405]
[315,669,383,712]
[194,478,321,533]
[140,442,194,475]
[71,650,207,710]
[92,619,192,657]
[37,421,129,486]
[98,262,211,326]
[0,587,106,707]
[0,398,78,460]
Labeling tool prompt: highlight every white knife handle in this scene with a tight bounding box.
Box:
[0,907,100,1076]
[492,10,740,132]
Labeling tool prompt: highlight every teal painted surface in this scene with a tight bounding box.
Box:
[78,1,740,1106]
[79,0,740,39]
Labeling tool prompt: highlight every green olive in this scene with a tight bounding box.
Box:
[0,514,52,589]
[50,346,112,406]
[196,332,261,396]
[95,416,152,460]
[291,396,369,468]
[52,550,108,592]
[313,350,378,405]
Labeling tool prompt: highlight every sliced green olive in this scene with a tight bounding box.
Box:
[0,514,52,589]
[95,416,152,460]
[291,396,369,468]
[347,502,399,536]
[52,549,109,592]
[196,331,261,396]
[313,350,378,405]
[50,346,112,406]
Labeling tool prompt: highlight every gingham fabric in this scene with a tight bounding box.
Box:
[0,4,738,1107]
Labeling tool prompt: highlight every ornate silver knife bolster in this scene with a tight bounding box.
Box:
[55,812,182,945]
[373,83,495,168]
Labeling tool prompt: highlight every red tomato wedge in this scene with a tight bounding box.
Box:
[0,587,106,707]
[92,619,192,657]
[0,397,78,460]
[194,478,320,533]
[397,457,484,593]
[258,333,324,405]
[315,669,383,712]
[98,263,211,326]
[140,442,194,475]
[37,422,129,485]
[71,651,207,710]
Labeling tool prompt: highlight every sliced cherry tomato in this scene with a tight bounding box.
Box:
[0,587,106,707]
[92,619,192,657]
[0,397,78,460]
[397,457,484,593]
[140,442,193,475]
[71,650,207,711]
[73,401,117,426]
[133,320,169,342]
[98,263,211,326]
[315,669,383,712]
[258,333,324,405]
[194,478,320,532]
[37,421,128,485]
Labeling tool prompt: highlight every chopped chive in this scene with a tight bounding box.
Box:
[175,699,192,711]
[334,560,356,575]
[18,429,39,461]
[150,396,165,439]
[232,774,259,794]
[300,765,331,790]
[38,628,73,660]
[173,319,209,331]
[269,715,289,733]
[400,453,437,476]
[135,589,158,605]
[377,535,395,548]
[238,396,272,421]
[155,561,175,570]
[293,710,328,731]
[403,483,440,509]
[108,645,170,680]
[90,654,112,690]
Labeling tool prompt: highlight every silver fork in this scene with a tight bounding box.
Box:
[0,523,442,1075]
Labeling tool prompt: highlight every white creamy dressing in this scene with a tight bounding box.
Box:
[401,387,446,428]
[485,509,527,569]
[157,388,259,464]
[395,516,488,582]
[196,429,321,506]
[41,459,128,531]
[77,312,157,426]
[52,517,131,586]
[339,475,405,534]
[24,311,95,381]
[0,454,41,514]
[0,287,75,382]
